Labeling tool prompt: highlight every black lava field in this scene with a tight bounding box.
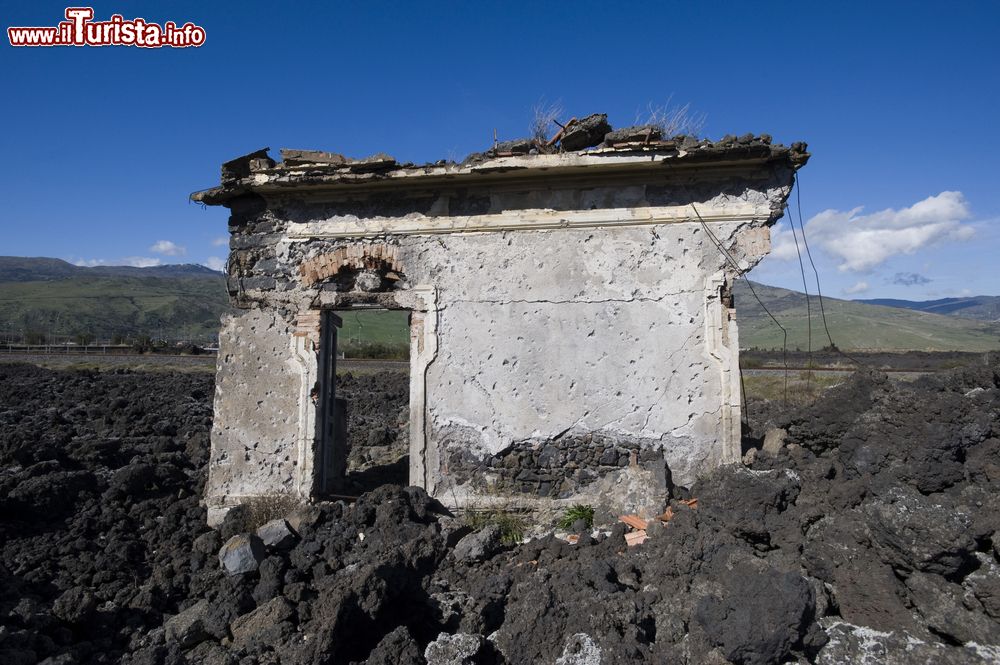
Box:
[1,358,999,664]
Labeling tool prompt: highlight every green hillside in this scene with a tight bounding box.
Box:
[735,281,1000,352]
[0,258,229,344]
[2,257,997,353]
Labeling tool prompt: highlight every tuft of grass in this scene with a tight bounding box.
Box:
[464,508,527,546]
[556,504,595,530]
[240,494,300,532]
[529,99,564,145]
[639,97,706,137]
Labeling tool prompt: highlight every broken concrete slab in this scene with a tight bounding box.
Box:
[603,125,662,145]
[560,113,612,151]
[345,152,397,172]
[280,148,347,167]
[221,148,274,181]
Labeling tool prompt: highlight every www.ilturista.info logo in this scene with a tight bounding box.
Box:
[8,7,205,48]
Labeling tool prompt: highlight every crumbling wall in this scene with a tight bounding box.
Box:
[206,309,305,524]
[203,148,797,519]
[275,178,785,513]
[402,223,752,512]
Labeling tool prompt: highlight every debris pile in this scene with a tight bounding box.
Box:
[618,498,699,546]
[1,358,999,663]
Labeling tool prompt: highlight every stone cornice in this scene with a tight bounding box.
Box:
[286,203,766,239]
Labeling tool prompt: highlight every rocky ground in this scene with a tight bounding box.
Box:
[338,371,409,494]
[1,358,999,664]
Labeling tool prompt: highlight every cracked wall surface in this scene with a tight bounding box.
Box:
[197,144,804,521]
[207,308,304,524]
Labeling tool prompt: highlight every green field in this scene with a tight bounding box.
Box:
[0,276,230,344]
[735,281,1000,352]
[337,309,410,345]
[337,309,410,358]
[2,257,997,354]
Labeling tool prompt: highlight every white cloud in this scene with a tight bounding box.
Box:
[771,191,973,272]
[203,256,226,271]
[149,240,187,256]
[121,256,162,267]
[844,280,869,295]
[72,258,108,267]
[211,236,228,247]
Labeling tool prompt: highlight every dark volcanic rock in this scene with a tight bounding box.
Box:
[693,560,820,665]
[1,358,999,664]
[863,486,977,578]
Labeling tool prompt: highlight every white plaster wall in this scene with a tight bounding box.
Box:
[207,168,792,514]
[387,221,751,489]
[206,309,304,523]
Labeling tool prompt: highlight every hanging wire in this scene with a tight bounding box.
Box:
[691,203,788,405]
[793,174,864,367]
[786,193,814,391]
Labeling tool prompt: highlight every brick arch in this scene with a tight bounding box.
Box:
[299,243,404,286]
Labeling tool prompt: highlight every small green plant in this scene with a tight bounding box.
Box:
[556,504,595,530]
[464,508,527,545]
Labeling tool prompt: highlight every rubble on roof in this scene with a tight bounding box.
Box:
[603,124,662,145]
[193,113,809,207]
[557,113,612,151]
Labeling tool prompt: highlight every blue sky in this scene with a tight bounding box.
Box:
[2,1,997,300]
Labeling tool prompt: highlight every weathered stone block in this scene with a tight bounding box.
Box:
[165,599,211,648]
[256,518,297,550]
[452,524,502,562]
[218,534,266,575]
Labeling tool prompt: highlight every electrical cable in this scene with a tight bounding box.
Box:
[793,174,864,367]
[691,204,788,404]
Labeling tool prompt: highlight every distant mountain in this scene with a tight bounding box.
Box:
[0,256,221,282]
[735,281,1000,352]
[0,256,230,343]
[2,257,997,352]
[856,296,1000,322]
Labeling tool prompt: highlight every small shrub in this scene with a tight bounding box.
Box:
[464,508,527,545]
[556,504,595,530]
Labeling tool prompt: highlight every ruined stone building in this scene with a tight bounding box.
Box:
[193,129,808,525]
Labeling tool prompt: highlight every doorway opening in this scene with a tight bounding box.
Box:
[317,308,411,496]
